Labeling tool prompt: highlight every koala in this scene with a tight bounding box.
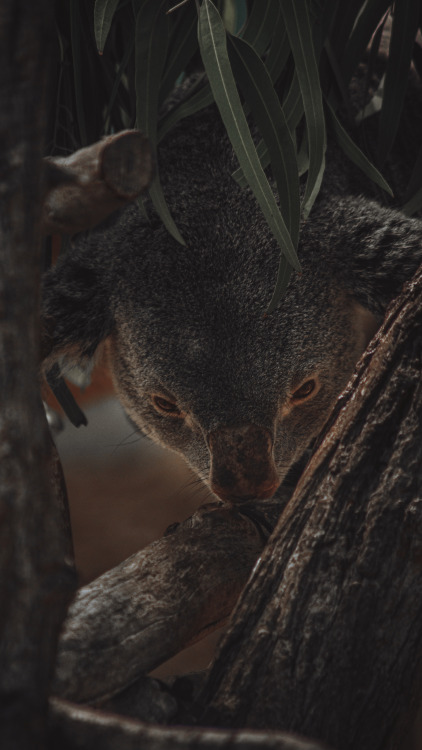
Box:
[42,92,422,504]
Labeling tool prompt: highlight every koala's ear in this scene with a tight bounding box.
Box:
[42,251,114,367]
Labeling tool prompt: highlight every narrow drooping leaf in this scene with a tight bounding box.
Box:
[228,34,300,243]
[265,28,290,83]
[103,35,135,131]
[330,0,366,61]
[402,186,422,217]
[157,81,214,142]
[232,140,270,188]
[159,2,199,104]
[340,0,391,84]
[135,0,185,244]
[378,0,420,164]
[240,0,280,56]
[403,143,422,203]
[279,0,326,219]
[325,98,393,197]
[266,256,293,314]
[94,0,120,54]
[198,0,300,279]
[70,0,88,146]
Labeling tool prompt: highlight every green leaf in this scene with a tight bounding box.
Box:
[198,0,300,277]
[135,0,185,244]
[402,186,422,216]
[149,174,185,244]
[266,256,293,314]
[403,143,422,203]
[159,2,199,104]
[157,80,214,142]
[228,34,300,243]
[94,0,120,54]
[340,0,391,85]
[232,139,270,187]
[279,0,326,219]
[325,98,393,197]
[265,28,290,84]
[240,0,280,56]
[103,34,135,131]
[378,0,420,164]
[70,0,88,146]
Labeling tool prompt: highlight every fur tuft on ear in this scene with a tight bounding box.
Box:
[42,249,114,367]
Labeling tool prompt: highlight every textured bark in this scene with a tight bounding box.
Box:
[48,698,330,750]
[194,265,422,750]
[41,130,153,236]
[0,3,76,748]
[53,498,287,704]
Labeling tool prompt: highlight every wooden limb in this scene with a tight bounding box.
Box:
[0,2,76,748]
[41,130,153,236]
[48,698,330,750]
[53,498,288,704]
[195,265,422,750]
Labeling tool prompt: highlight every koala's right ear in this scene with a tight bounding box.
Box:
[41,251,114,367]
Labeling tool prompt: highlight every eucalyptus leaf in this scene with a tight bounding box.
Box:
[325,98,393,197]
[159,3,199,105]
[94,0,120,54]
[402,186,422,217]
[241,0,280,56]
[378,0,420,164]
[266,256,292,314]
[198,0,300,276]
[70,0,88,146]
[228,34,300,243]
[157,81,214,143]
[279,0,326,219]
[135,0,185,244]
[403,143,422,203]
[232,140,270,188]
[340,0,390,84]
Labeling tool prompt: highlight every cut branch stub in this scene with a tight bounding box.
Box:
[53,498,287,705]
[195,264,422,750]
[42,130,154,236]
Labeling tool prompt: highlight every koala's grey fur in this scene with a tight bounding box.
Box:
[42,83,422,502]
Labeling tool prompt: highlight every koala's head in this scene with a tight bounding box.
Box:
[43,190,379,504]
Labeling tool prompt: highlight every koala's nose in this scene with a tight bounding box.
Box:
[208,424,280,503]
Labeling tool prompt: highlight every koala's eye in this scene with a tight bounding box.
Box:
[151,394,184,417]
[291,379,316,402]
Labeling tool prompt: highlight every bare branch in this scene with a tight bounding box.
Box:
[53,498,287,704]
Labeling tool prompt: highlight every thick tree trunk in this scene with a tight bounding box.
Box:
[0,3,75,748]
[193,266,422,750]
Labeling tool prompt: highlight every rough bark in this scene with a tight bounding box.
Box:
[0,3,76,748]
[193,265,422,750]
[53,498,287,704]
[48,698,330,750]
[41,130,153,236]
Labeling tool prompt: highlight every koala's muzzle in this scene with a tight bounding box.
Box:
[208,424,280,503]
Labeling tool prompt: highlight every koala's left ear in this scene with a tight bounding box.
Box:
[41,249,114,367]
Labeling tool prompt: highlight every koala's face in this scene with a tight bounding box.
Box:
[102,216,378,503]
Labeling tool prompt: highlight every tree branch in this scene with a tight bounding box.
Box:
[53,498,288,705]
